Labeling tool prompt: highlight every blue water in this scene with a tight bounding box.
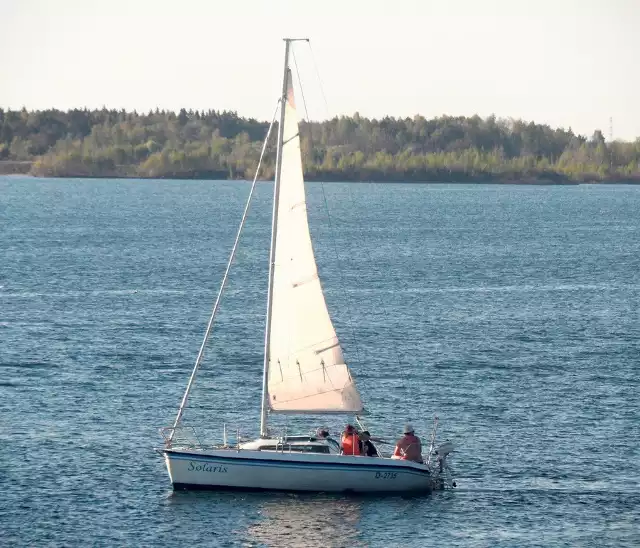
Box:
[1,177,639,547]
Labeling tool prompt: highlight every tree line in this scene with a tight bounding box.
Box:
[1,107,639,183]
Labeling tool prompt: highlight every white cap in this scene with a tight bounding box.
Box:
[403,423,414,434]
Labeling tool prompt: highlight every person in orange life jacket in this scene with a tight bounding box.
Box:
[340,424,361,455]
[393,423,423,463]
[359,430,378,457]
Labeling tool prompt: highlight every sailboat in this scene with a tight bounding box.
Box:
[160,39,455,493]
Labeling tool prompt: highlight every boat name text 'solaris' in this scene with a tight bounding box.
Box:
[187,462,228,473]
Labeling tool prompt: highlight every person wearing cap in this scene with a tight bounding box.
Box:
[340,424,361,455]
[359,430,379,457]
[393,423,423,463]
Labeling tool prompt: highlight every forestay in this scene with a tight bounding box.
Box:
[267,69,363,414]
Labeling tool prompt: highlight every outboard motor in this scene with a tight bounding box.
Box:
[433,441,454,459]
[432,440,456,487]
[425,417,457,489]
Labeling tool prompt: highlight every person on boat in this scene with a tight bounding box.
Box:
[340,424,361,455]
[359,430,378,457]
[393,424,423,463]
[316,427,330,439]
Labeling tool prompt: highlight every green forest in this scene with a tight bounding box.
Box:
[1,107,639,183]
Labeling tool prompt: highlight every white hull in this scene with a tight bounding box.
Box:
[164,448,436,493]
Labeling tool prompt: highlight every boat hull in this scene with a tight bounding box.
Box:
[164,448,435,493]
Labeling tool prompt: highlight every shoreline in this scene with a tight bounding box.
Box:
[2,172,640,185]
[2,162,639,186]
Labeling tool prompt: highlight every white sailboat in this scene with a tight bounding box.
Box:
[160,39,455,493]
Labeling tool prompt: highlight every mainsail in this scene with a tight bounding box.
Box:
[266,69,363,414]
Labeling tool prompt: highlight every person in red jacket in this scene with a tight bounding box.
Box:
[340,424,361,455]
[393,424,423,463]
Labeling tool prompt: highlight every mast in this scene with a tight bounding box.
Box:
[260,38,307,437]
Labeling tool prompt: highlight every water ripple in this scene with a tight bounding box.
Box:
[1,178,639,547]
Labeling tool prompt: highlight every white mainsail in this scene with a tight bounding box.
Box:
[267,69,363,414]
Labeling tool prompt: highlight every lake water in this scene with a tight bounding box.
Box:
[1,177,639,547]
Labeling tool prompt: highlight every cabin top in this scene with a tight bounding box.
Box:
[240,436,341,454]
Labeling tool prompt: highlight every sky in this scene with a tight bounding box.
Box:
[1,0,639,140]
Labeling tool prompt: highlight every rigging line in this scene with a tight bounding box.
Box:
[309,40,404,374]
[345,184,404,372]
[291,47,310,124]
[307,41,331,120]
[293,42,362,366]
[317,180,363,366]
[169,99,281,440]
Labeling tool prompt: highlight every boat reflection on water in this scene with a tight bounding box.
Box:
[246,494,363,547]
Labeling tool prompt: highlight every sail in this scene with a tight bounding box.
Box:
[267,69,363,414]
